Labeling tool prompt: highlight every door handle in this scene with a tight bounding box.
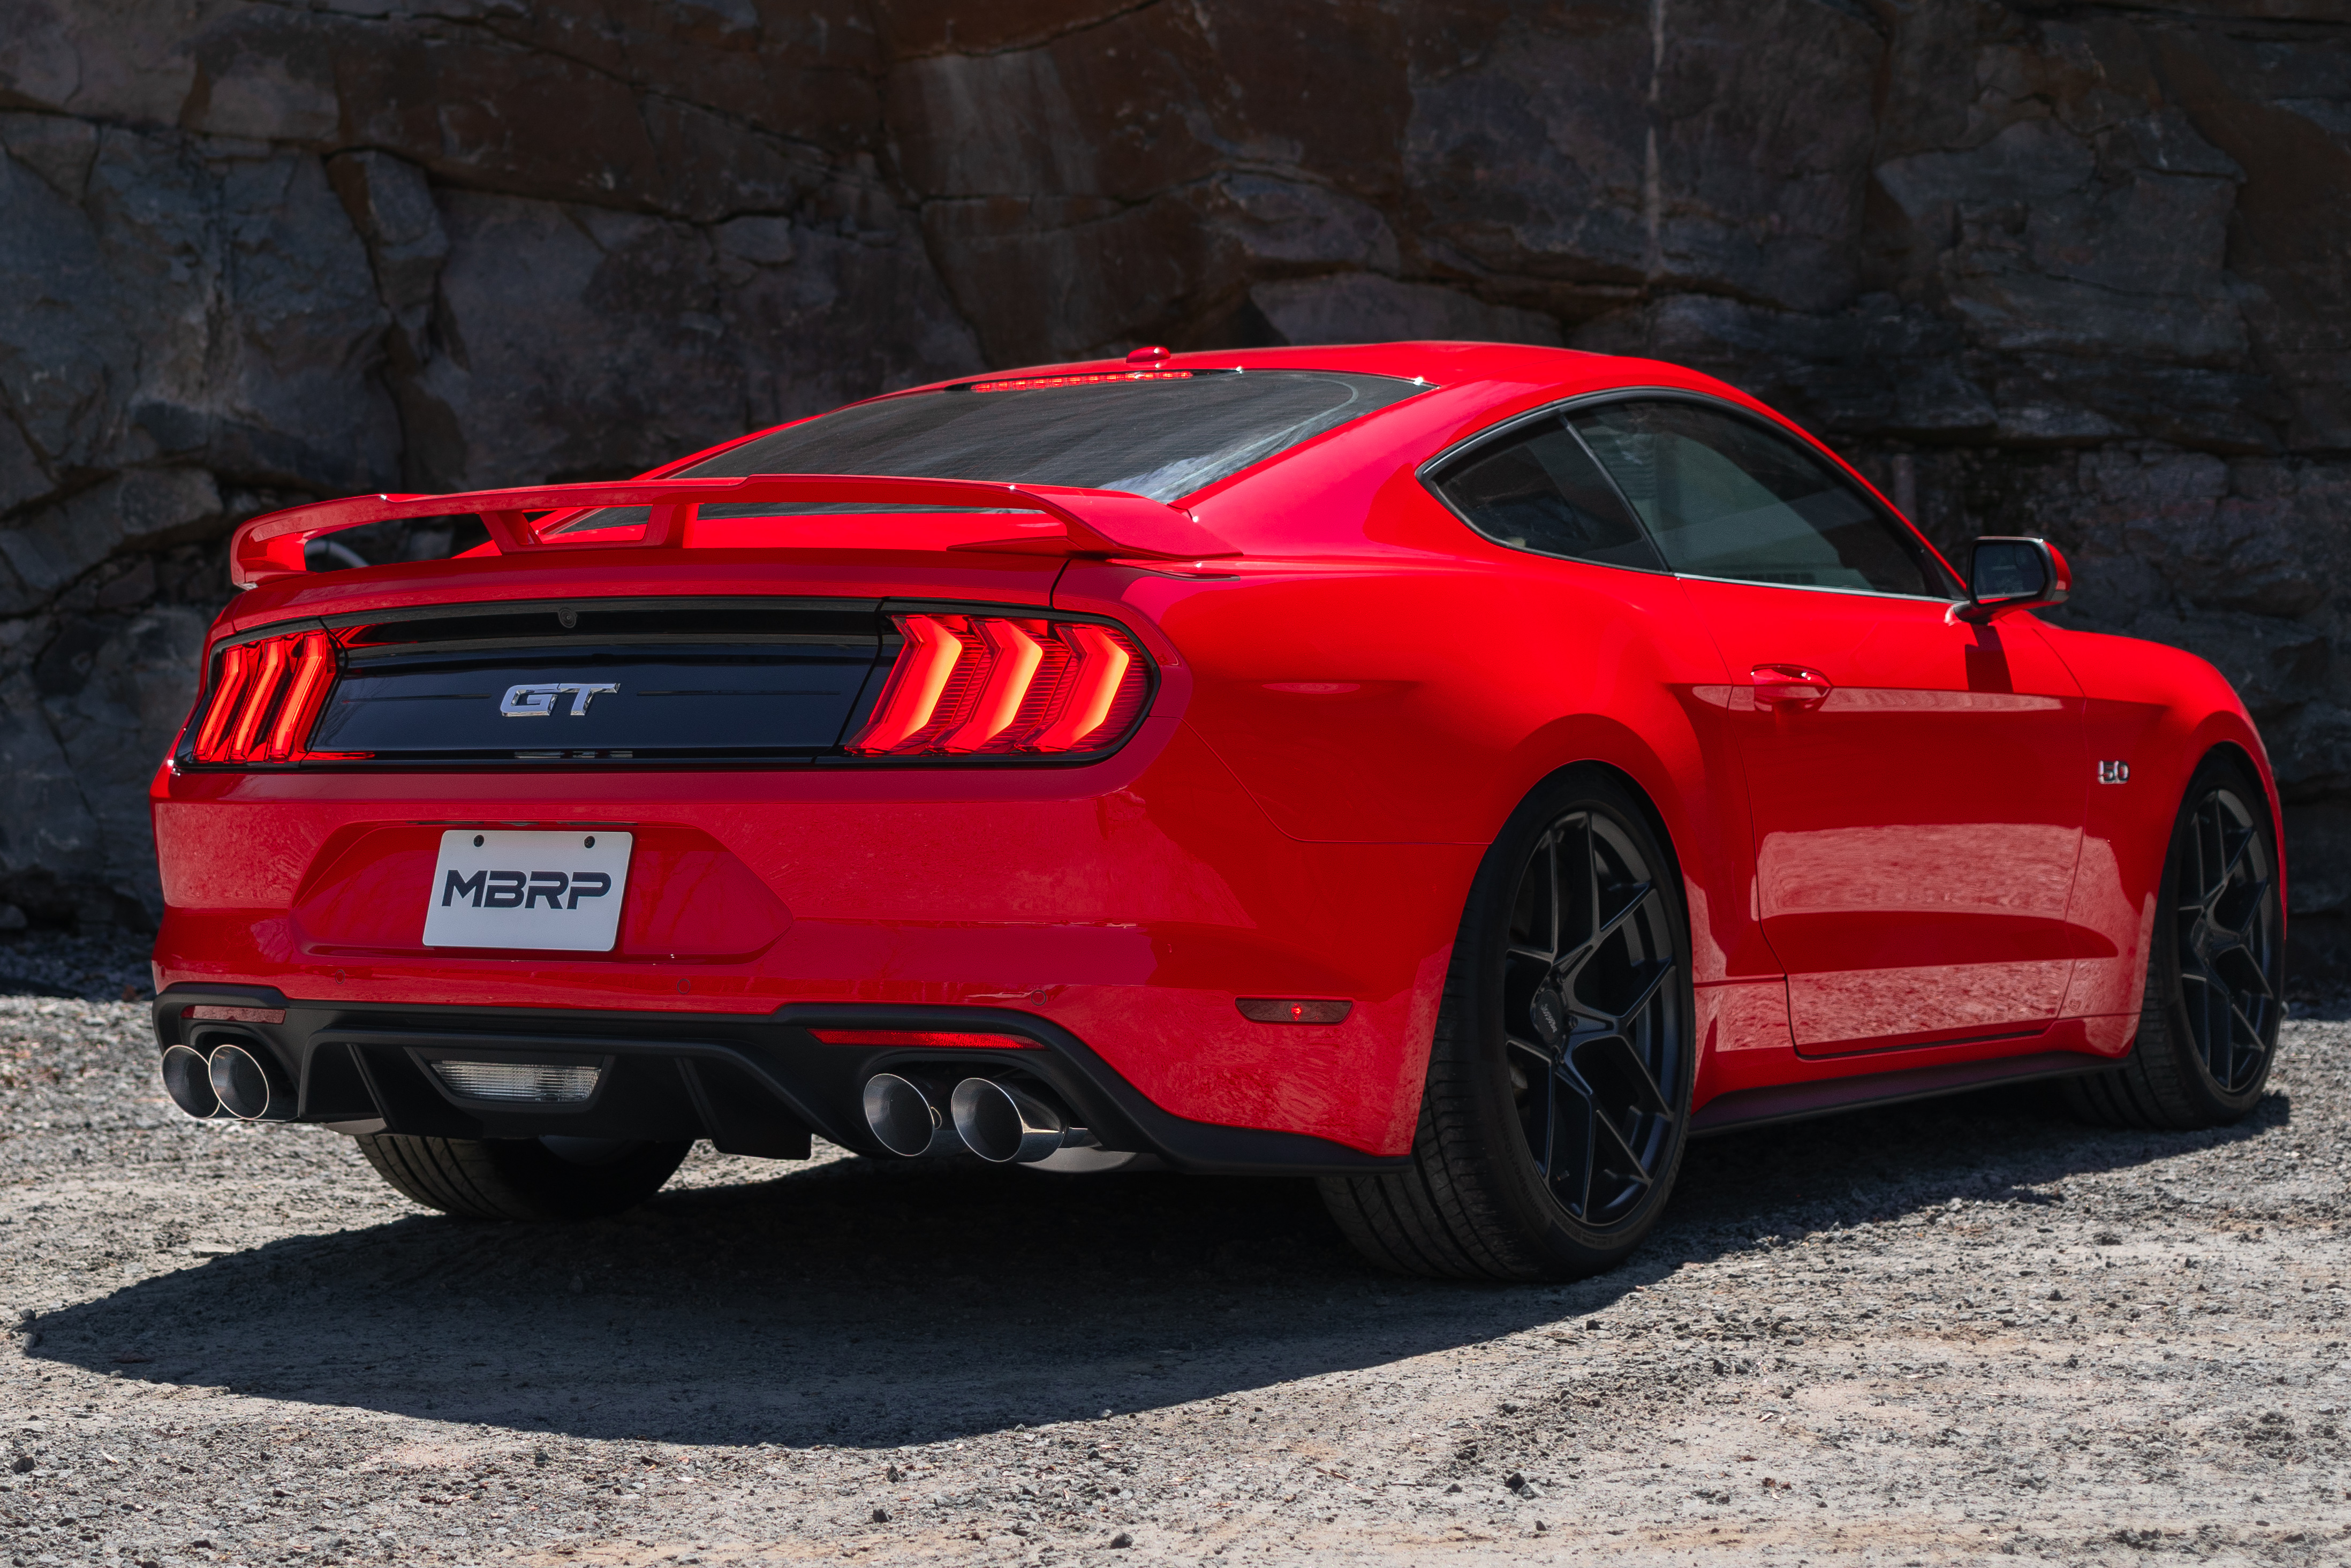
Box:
[1751,665,1833,707]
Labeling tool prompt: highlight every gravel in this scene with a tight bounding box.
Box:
[2,937,2346,1566]
[0,931,153,1004]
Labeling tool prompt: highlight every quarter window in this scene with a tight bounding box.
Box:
[1567,400,1955,597]
[1429,417,1663,572]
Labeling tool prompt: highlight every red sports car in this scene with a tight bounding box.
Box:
[148,343,2284,1279]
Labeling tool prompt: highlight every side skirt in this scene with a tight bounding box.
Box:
[1688,1050,2106,1139]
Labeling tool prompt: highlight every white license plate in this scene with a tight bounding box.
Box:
[421,830,634,952]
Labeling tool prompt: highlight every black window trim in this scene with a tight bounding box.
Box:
[1419,388,1964,603]
[1417,402,1671,579]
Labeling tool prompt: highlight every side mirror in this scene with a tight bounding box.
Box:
[1964,535,2070,620]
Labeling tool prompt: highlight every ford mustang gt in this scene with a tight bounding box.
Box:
[147,343,2284,1279]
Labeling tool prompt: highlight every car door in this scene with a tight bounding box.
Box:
[1566,396,2089,1053]
[1417,408,1794,1059]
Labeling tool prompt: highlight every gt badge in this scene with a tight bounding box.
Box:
[2098,760,2130,784]
[501,681,619,717]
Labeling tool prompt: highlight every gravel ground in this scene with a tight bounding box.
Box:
[2,938,2346,1567]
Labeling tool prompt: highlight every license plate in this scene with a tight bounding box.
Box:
[421,830,634,952]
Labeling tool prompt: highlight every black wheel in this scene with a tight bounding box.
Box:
[2066,752,2282,1129]
[356,1133,693,1221]
[1321,769,1693,1280]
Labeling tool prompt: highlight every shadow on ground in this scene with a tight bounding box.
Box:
[28,1080,2280,1449]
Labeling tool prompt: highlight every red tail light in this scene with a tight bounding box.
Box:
[223,636,290,760]
[190,642,255,760]
[266,633,338,761]
[848,613,1152,757]
[188,630,358,765]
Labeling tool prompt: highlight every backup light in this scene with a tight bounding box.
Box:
[847,613,1149,757]
[429,1059,602,1103]
[188,630,367,765]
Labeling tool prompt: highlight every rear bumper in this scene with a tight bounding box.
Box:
[149,718,1481,1159]
[150,987,1407,1175]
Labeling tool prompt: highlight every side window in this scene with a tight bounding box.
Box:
[1429,417,1664,572]
[1567,400,1955,597]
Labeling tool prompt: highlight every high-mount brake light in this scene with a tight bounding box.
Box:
[188,630,363,766]
[966,370,1195,392]
[846,613,1151,758]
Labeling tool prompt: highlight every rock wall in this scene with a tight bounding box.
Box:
[3,1,2348,982]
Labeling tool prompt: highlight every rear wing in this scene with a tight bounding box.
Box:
[228,474,1237,587]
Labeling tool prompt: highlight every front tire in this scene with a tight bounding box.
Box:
[1321,769,1694,1281]
[357,1133,693,1221]
[2065,752,2283,1129]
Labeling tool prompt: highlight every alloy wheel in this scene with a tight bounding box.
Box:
[2175,785,2281,1094]
[1502,809,1684,1226]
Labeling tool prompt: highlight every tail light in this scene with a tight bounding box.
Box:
[847,613,1152,758]
[188,630,362,765]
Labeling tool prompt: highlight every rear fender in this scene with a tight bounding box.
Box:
[1055,546,1756,976]
[1057,529,1780,1117]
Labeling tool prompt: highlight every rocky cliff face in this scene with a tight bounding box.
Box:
[2,1,2347,980]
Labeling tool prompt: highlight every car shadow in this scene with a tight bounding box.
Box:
[27,1081,2285,1449]
[1672,1079,2286,1236]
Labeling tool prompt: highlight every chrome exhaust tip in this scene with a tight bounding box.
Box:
[861,1072,964,1158]
[160,1044,221,1119]
[949,1077,1087,1164]
[206,1042,293,1122]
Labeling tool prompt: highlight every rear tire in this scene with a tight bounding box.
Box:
[356,1133,693,1221]
[1320,769,1694,1281]
[2065,752,2282,1130]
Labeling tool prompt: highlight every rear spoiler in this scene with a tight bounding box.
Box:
[228,474,1238,587]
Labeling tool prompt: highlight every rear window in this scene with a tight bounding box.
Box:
[642,369,1420,509]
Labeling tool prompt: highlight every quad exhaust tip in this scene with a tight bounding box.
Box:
[860,1072,1098,1164]
[949,1077,1082,1165]
[206,1042,292,1120]
[160,1044,220,1119]
[861,1072,965,1158]
[161,1040,295,1122]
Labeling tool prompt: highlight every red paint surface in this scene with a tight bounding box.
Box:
[151,343,2280,1151]
[1680,579,2090,1052]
